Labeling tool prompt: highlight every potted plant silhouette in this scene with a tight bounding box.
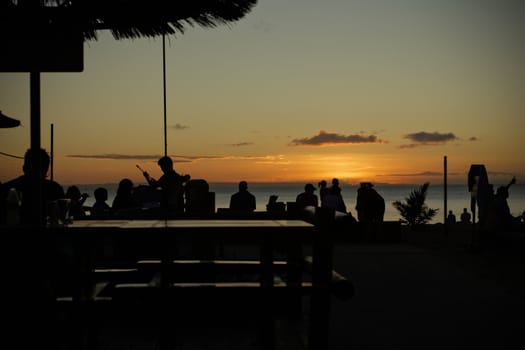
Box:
[392,182,438,229]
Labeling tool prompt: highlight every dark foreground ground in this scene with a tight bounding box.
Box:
[328,224,525,349]
[14,223,524,350]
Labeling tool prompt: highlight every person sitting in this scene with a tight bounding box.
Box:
[0,148,64,226]
[112,178,140,214]
[296,183,319,209]
[229,180,256,213]
[91,187,111,218]
[65,185,89,219]
[460,208,471,224]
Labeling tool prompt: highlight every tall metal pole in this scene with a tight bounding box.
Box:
[162,33,168,157]
[444,155,448,237]
[50,123,54,181]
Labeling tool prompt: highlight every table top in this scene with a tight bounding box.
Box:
[67,219,314,230]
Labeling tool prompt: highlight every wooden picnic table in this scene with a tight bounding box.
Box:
[54,219,334,350]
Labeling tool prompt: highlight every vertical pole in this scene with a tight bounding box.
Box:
[444,155,448,237]
[50,123,54,181]
[162,33,167,157]
[30,71,42,227]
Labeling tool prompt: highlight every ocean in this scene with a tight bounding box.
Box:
[75,182,525,224]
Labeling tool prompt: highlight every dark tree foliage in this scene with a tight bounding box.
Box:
[392,182,438,228]
[0,0,258,40]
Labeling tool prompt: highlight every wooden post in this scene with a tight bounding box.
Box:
[309,207,334,350]
[50,123,54,181]
[444,155,448,237]
[30,71,42,227]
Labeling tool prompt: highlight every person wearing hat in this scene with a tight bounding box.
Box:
[296,183,319,209]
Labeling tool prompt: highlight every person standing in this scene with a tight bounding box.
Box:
[142,156,191,215]
[460,208,471,224]
[318,180,328,206]
[447,210,457,225]
[322,178,347,213]
[229,180,256,212]
[355,182,385,223]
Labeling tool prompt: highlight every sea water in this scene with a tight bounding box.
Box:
[76,182,525,224]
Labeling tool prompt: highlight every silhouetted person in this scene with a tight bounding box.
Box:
[487,178,519,232]
[318,180,328,206]
[447,210,456,225]
[468,164,490,228]
[91,187,111,218]
[112,178,139,213]
[355,182,385,223]
[322,178,347,213]
[1,149,64,347]
[322,186,346,213]
[230,181,256,212]
[65,185,88,219]
[296,183,318,209]
[142,156,190,215]
[460,208,471,224]
[0,148,64,225]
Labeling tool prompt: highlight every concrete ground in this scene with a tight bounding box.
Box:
[327,225,525,349]
[41,224,525,349]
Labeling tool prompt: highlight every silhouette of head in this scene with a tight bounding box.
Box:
[158,156,173,173]
[496,186,509,198]
[332,178,339,186]
[305,183,316,193]
[66,185,82,200]
[239,181,248,191]
[94,187,108,202]
[318,180,327,187]
[117,178,134,195]
[22,148,50,177]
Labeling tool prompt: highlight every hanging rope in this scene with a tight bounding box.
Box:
[0,151,23,159]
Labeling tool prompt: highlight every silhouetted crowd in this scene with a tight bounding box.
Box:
[1,148,524,230]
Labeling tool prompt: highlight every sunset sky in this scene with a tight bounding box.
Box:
[1,0,524,187]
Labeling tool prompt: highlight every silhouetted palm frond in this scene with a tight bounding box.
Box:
[0,0,258,40]
[392,182,438,228]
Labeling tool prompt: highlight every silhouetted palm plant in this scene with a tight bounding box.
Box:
[392,182,438,228]
[0,0,258,40]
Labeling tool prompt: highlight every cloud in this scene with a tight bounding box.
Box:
[67,154,192,162]
[68,154,161,160]
[289,130,383,146]
[405,131,457,143]
[171,123,189,130]
[379,171,459,177]
[400,131,458,148]
[68,154,286,163]
[227,142,254,147]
